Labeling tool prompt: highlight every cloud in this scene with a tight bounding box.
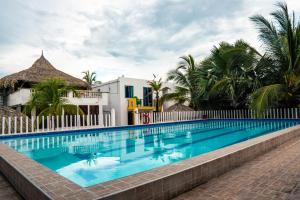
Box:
[0,0,300,82]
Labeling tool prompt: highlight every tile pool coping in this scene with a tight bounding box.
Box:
[0,121,299,200]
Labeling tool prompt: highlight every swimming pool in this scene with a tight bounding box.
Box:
[0,119,299,187]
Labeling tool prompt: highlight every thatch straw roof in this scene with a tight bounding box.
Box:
[0,53,88,89]
[165,103,194,112]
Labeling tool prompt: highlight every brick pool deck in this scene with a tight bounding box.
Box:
[174,136,300,200]
[0,173,23,200]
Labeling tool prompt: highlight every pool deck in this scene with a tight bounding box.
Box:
[0,173,23,200]
[174,135,300,200]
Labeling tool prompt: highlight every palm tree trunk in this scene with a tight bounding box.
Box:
[156,93,159,112]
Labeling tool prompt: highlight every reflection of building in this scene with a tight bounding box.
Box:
[1,123,195,165]
[0,53,108,116]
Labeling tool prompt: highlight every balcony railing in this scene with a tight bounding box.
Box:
[73,90,102,98]
[31,89,102,99]
[128,98,154,110]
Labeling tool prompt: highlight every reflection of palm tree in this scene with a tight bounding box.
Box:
[86,153,97,166]
[152,134,165,162]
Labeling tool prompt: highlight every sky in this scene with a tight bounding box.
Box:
[0,0,300,82]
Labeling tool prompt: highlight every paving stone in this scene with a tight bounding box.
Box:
[0,173,23,200]
[173,137,300,200]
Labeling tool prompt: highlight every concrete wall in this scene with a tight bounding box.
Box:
[7,89,31,107]
[95,80,122,125]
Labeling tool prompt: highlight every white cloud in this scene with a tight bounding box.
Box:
[0,0,300,82]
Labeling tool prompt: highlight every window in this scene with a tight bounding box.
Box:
[125,86,134,98]
[143,87,153,106]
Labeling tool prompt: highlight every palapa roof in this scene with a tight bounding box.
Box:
[164,103,194,112]
[0,53,88,89]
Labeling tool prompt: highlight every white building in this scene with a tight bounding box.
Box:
[93,76,174,126]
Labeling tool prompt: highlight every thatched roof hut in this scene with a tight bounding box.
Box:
[0,53,88,89]
[164,103,194,112]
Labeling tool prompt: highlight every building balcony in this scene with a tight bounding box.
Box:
[127,98,155,111]
[7,89,108,107]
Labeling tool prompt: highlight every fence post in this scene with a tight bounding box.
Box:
[26,116,29,133]
[20,116,23,133]
[61,115,64,130]
[111,108,116,127]
[8,117,11,134]
[66,115,69,128]
[36,116,39,132]
[31,116,35,132]
[1,117,5,135]
[56,115,59,130]
[52,116,55,130]
[77,115,80,128]
[47,116,50,131]
[42,116,44,131]
[82,115,85,127]
[70,115,73,129]
[14,116,17,134]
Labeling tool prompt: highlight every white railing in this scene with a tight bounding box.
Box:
[0,109,115,135]
[137,111,203,125]
[74,90,102,98]
[137,108,300,125]
[1,108,299,135]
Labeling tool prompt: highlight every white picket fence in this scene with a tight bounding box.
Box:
[0,109,115,135]
[137,108,300,125]
[136,111,203,125]
[1,108,300,135]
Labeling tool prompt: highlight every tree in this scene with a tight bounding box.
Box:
[24,79,82,117]
[167,55,201,109]
[82,71,96,87]
[249,2,300,113]
[201,40,262,109]
[147,75,168,112]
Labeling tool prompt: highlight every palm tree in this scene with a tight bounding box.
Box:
[201,40,262,109]
[250,2,300,113]
[82,71,96,88]
[24,79,82,117]
[147,75,168,112]
[167,55,201,109]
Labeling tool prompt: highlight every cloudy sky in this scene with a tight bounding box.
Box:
[0,0,300,82]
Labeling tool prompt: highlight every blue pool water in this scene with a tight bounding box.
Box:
[0,119,299,187]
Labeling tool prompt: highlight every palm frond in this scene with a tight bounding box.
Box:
[250,84,285,113]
